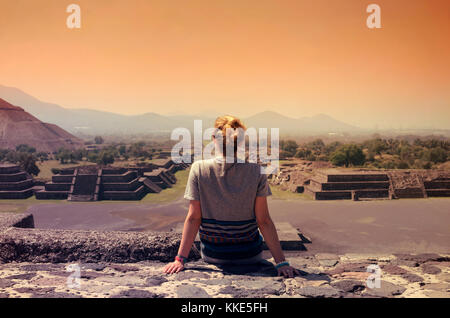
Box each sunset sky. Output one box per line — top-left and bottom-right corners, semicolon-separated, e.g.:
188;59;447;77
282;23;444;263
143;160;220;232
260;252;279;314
0;0;449;129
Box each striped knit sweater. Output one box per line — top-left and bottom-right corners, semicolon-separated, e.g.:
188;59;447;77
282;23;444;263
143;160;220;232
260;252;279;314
199;218;263;259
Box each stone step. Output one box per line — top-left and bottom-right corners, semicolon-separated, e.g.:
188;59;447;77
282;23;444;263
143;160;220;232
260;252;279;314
424;181;450;190
426;189;450;197
304;186;352;200
0;188;34;199
35;190;69;200
176;222;307;251
353;189;390;200
102;185;146;200
316;171;389;182
68;194;95;202
310;178;389;191
393;188;425;199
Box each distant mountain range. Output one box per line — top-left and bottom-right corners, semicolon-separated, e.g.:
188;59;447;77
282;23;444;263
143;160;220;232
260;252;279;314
0;85;362;136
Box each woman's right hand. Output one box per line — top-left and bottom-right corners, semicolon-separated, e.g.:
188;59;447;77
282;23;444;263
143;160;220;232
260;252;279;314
163;260;184;274
277;265;299;278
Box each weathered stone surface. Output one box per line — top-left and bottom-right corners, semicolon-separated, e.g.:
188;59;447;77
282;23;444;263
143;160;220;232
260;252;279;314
0;227;185;263
112;289;163;298
234;278;284;295
401;273;424;283
145;276;168;286
423;283;449;292
436;273;450;283
193;278;232;286
0;253;448;298
316;253;339;267
6;273;36;280
327;262;372;275
109;264;139;273
175;271;210;281
296;286;340;298
331;280;366;293
176;285;210;298
423;290;449;298
0;213;34;230
394;253;445;265
0;279;14;288
381;264;408;275
81;263;107;271
219;285;250;298
421;264;442;275
364;281;406;297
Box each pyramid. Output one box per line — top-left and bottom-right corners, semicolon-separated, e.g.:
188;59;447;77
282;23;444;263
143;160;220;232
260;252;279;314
0;98;83;152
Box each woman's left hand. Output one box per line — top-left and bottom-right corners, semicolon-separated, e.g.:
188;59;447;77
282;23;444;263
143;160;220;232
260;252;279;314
277;265;299;278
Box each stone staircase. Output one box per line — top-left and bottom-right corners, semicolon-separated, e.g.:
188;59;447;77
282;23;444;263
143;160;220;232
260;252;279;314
68;173;98;201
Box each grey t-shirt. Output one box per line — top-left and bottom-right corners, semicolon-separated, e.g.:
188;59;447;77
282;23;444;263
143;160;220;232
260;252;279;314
184;157;272;221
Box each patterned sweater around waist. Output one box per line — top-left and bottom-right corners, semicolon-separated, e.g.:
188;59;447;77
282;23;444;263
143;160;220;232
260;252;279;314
199;218;263;260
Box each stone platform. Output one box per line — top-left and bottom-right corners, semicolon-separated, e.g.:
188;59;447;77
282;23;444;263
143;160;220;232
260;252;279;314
0;164;34;199
0;253;448;298
0;213;448;298
35;160;188;201
305;171;390;200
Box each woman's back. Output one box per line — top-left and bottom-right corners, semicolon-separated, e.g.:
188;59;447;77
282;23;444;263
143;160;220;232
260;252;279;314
184;158;271;221
184;157;271;260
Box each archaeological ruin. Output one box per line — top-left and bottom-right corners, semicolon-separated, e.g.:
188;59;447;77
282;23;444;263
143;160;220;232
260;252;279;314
34;159;189;201
0;163;34;199
270;161;450;201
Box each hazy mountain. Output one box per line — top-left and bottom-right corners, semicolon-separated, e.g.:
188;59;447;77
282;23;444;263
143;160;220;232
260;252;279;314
244;111;360;133
0;85;361;135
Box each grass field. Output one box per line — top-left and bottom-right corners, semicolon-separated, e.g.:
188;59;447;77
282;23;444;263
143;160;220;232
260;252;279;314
140;168;190;204
269;184;311;201
37;160;96;180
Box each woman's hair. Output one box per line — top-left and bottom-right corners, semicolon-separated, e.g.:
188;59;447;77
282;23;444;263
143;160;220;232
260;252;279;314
214;115;246;158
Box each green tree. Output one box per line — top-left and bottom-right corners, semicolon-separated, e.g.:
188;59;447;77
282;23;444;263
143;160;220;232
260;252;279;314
17;153;40;176
429;147;447;163
97;151;115;165
280;140;298;157
330;144;366;167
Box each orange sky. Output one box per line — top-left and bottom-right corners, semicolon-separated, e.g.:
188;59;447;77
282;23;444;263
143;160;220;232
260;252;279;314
1;0;449;129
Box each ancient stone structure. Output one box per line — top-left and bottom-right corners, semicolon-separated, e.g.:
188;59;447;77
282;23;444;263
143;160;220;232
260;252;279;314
0;163;34;199
0;98;83;152
35;160;188;201
305;170;390;200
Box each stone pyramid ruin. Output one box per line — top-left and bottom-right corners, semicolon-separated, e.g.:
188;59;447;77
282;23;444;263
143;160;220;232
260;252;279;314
0;98;83;152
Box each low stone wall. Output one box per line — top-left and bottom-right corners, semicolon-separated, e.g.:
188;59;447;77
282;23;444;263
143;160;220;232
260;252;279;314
0;172;28;182
102;178;141;191
102;171;138;183
0;213;196;264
